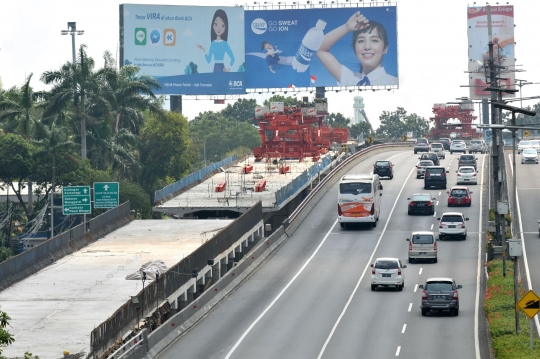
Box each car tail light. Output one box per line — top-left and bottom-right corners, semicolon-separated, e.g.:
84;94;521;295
473;173;477;176
452;290;458;300
409;201;416;206
457;173;461;177
441;172;446;177
370;204;375;215
409;241;412;251
434;241;437;251
422;290;427;299
427;201;433;206
338;204;342;216
398;268;402;275
439;222;443;228
461;222;466;228
425;172;430;177
373;165;376;169
372;267;376;275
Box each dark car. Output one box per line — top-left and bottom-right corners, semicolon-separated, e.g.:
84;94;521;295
407;193;436;215
458;154;477;170
439;138;452;151
373;160;394;179
424;166;449;189
419;278;463;316
419;152;440;166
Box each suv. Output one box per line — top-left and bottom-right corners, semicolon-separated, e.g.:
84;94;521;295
419;152;440;166
458;154;477;170
373;160;394;179
406;231;437;263
414;138;431;154
437;212;469;240
424;166;448;189
419;278;463;316
370;257;406;291
469;139;487;154
439;138;452;151
431;143;445;159
416;160;435;178
450;140;467;154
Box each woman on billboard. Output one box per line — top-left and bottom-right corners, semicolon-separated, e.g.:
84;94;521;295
317;11;397;86
197;9;236;72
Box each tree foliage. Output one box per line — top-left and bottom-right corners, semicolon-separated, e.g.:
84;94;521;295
263;95;303;108
326;113;350;128
376;107;431;138
220;98;258;124
0;307;15;356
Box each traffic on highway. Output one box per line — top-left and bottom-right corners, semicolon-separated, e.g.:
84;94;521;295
156;147;490;359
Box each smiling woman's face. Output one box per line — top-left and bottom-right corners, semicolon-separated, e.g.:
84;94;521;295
213;16;226;38
354;27;387;74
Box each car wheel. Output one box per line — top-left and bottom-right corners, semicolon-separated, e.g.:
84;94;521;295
390;175;394;180
467;203;471;207
462;235;467;241
431;209;435;215
443;184;447;189
433;257;438;264
372;221;377;228
416;175;420;179
450;151;453;154
454;308;459;316
414;150;417;154
439;235;444;241
408;258;413;264
371;285;376;291
421;308;427;316
398;284;403;292
408;208;412;215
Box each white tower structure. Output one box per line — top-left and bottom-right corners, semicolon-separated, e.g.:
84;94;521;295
352;96;370;126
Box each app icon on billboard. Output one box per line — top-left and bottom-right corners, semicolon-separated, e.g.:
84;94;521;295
150;29;161;45
164;29;176;46
135;28;146;45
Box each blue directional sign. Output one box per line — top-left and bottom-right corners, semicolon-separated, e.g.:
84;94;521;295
93;182;119;209
62;186;91;215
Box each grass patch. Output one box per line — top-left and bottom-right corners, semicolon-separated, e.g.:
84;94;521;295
485;259;540;358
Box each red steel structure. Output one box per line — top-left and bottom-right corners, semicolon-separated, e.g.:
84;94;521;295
427;103;480;140
253;105;349;162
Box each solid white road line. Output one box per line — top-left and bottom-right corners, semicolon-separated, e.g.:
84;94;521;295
316;162;416;359
509;154;540;333
473;155;486;359
401;324;407;333
408;303;413;312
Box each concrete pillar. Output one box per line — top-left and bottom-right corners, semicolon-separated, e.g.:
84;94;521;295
212;262;221;282
220;257;228;275
178;292;187;311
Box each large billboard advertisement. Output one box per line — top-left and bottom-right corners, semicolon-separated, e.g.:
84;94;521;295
120;4;245;95
467;6;515;100
244;6;398;89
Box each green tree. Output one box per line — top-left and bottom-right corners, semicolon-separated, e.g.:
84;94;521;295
119;180;152;219
220;98;258;124
0;74;45;139
404;113;431;138
376;107;408;138
41;44;110;159
100;51;163;134
139;111;191;193
0;307;15;356
326;113;350;128
350;122;373;139
263;95;303;108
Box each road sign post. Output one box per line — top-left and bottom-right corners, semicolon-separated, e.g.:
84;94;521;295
93;182;119;209
516;289;540;349
62;186;91;215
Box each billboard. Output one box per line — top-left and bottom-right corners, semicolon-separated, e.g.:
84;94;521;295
467;6;515;100
244;6;398;89
120;4;245;95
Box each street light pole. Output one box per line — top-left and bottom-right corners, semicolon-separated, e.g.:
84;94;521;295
61;22;85;158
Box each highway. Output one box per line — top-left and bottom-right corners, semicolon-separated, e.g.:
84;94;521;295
156;149;490;359
509;153;540;332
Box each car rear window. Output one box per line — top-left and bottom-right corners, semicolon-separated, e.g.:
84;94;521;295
441;215;463;222
459;167;474;173
520;141;531;146
425;281;453;291
419;161;434;166
426;168;444;174
412;235;434;244
523;149;537;154
340;182;372;194
432;143;443;148
412;195;431;201
471;140;481;144
375;260;398;269
417;139;428;143
376;161;389;167
460;155;474;160
450;189;467;197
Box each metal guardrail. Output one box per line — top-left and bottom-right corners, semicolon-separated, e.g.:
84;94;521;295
275;155;332;207
154;155;237;203
109;329;148;359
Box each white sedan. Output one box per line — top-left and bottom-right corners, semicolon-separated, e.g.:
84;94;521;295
450;140;467;154
521;148;539;164
456;166;478;184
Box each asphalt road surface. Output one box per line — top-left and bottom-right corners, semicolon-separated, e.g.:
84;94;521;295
157;149;490;359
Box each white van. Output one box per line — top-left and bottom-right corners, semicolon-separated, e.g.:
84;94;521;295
338;174;382;228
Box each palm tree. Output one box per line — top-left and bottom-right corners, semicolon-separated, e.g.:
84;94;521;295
91;128;141;180
41;45;110;159
100;51;163;134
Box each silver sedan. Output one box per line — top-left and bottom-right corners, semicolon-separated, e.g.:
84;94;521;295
416;160;435;179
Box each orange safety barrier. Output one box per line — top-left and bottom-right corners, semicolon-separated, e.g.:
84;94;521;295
279;165;290;174
242;165;254;174
255;179;266;192
215;181;227;192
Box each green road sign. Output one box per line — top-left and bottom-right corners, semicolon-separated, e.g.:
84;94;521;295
93;182;119;209
62;186;91;215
